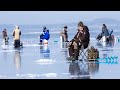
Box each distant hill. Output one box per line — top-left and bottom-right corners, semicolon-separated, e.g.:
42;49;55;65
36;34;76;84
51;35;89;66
88;18;120;25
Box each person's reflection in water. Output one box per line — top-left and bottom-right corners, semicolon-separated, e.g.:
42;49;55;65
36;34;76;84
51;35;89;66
60;41;68;49
61;42;69;58
106;41;114;47
40;45;50;59
62;42;68;48
96;41;114;48
88;61;99;75
14;51;21;71
3;52;7;61
64;49;68;58
69;61;90;79
40;45;43;53
69;61;80;75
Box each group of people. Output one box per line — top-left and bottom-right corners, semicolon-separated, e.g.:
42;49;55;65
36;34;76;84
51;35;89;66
2;21;113;61
60;22;115;61
2;26;21;48
2;26;50;48
39;22;90;61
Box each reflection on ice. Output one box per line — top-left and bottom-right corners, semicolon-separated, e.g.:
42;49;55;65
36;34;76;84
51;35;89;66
69;61;90;79
34;59;55;65
60;42;68;49
42;73;57;78
40;45;50;59
68;60;99;79
14;51;21;71
96;41;114;48
14;73;57;79
88;61;99;74
69;61;80;75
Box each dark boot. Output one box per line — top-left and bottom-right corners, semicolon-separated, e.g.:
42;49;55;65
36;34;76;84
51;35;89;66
67;46;74;60
69;45;74;57
73;49;79;60
67;56;74;60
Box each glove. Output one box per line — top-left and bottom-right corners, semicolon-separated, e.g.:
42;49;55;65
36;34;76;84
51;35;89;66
68;42;72;47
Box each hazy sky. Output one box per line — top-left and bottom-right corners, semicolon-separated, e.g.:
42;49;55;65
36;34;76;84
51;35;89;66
0;11;120;25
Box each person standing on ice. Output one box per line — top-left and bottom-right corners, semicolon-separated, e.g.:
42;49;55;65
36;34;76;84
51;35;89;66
60;26;68;42
2;29;9;43
13;26;21;48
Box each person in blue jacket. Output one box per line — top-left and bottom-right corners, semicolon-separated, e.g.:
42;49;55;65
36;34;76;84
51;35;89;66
44;29;50;40
40;27;50;44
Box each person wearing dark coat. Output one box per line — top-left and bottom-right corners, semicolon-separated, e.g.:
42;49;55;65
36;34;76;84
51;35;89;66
2;29;9;43
67;21;90;61
102;24;109;37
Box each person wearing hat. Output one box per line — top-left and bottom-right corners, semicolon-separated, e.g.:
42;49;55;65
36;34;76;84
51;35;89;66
67;21;90;61
2;29;9;43
40;26;50;44
101;24;110;41
60;26;68;42
13;26;21;48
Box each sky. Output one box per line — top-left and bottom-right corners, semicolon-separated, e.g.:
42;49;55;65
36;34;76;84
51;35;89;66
0;11;120;25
